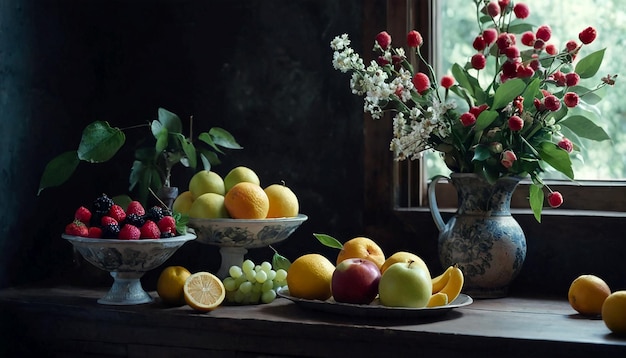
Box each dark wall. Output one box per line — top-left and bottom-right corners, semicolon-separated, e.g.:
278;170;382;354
0;0;367;288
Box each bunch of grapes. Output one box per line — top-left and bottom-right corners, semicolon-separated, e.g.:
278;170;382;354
222;259;288;304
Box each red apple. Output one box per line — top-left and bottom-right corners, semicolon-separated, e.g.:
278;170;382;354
331;258;381;304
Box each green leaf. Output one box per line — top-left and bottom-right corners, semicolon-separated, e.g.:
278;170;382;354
198;148;220;169
492;78;525;109
38;151;80;195
537;142;574;179
522;78;541;107
154;127;169;154
198;132;222;153
173;212;189;235
529;183;544;223
77;121;125;162
157;107;183;133
208;127;243;149
270;245;291;271
472;144;492;161
474;110;499;132
575;48;605;79
560;115;611;141
313;233;343;249
173;133;197;169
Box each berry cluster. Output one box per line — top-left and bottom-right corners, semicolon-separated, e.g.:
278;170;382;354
64;193;178;240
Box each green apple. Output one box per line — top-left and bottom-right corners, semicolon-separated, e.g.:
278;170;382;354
378;261;432;308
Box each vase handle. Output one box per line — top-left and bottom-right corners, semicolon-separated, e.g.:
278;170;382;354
427;175;449;233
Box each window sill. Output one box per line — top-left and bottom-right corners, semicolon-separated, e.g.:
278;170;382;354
1;285;625;356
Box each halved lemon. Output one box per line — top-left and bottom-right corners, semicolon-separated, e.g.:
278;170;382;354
183;272;225;312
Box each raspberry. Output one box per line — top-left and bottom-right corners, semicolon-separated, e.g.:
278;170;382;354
65;220;89;237
108;204;127;223
407;30;423;48
508;115;524;131
87;226;103;238
564;92;580;108
412;72;430;93
126;201;146;216
460;112;476;127
140;220;161;239
74;206;92;225
157;216;177;236
578;27;597;45
548;192;564;208
101;216;118;227
118;224;141;240
375;31;391;50
471;53;486;70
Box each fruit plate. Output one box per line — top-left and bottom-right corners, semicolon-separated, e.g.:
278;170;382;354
276;287;473;319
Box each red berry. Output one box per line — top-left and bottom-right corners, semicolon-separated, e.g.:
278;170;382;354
521;31;535;47
140;220;161;239
471;53;486;70
74;206;92;225
545;44;558;55
440;75;455;89
513;3;529;19
536;25;552;42
558;137;574;153
412;72;431;93
87;227;103;238
565;72;580;87
548;192;564;208
157;216;177;235
469;104;489;117
101;216;119;227
504;46;520;59
65;220;89;237
487;2;500;17
500;150;517;169
119;224;141;240
543;95;561;111
460;112;476;127
126;201;146;216
407;30;423;48
566;40;578;52
472;36;486;51
496;33;515;52
482;28;498;44
375;31;391;50
578;27;597;45
564;92;580;108
508;115;524;131
108;204;126;223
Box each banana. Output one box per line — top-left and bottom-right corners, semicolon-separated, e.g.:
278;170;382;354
431;265;455;293
438;264;464;303
426;292;449;307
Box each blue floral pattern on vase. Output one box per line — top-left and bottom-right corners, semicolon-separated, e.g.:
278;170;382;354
429;173;527;298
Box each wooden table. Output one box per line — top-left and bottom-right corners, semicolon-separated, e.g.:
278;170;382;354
1;285;625;357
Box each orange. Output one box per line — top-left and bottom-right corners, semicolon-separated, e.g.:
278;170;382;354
602;290;626;335
381;251;430;277
264;183;299;218
157;266;192;306
183;271;226;312
336;237;385;270
568;274;611;316
286;253;335;300
224;182;270;219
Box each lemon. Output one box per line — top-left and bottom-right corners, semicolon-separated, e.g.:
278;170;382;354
264;183;299;218
157;266;191;306
602;290;626;335
188;193;230;219
224;182;269;219
189;170;225;199
183;271;226;312
172;190;194;215
286;253;335;300
568;274;611;316
224;166;261;193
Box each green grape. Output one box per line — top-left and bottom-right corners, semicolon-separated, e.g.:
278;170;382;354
275;268;288;282
225;290;237;302
234;289;246;303
262;279;274;292
261;289;277;304
267;269;276;281
228;265;243;278
252;281;263;293
255;270;268;283
244;269;256;282
242;259;255;272
223;277;238;291
273;281;286;290
239;281;253;294
261;261;272;273
254;264;262;272
248;290;262;304
235;275;247;286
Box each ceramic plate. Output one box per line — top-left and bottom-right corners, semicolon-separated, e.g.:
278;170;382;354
277;288;473;319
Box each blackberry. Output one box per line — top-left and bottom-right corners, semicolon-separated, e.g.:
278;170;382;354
101;224;120;239
146;206;171;222
93;193;115;216
160;231;174;239
124;213;146;227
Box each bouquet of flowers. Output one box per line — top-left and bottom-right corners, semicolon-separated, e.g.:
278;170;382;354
331;0;616;221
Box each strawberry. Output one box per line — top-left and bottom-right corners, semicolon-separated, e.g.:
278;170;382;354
101;216;119;227
65;220;89;237
74;206;92;225
157;216;177;235
118;224;141;240
108;204;126;223
87;226;103;238
140;220;161;239
126;201;146;216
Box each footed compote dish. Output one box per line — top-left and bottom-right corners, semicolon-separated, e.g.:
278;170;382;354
188;214;307;278
62;233;196;305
